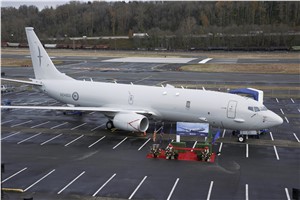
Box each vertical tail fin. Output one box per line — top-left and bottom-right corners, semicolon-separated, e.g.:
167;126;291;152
25;27;72;80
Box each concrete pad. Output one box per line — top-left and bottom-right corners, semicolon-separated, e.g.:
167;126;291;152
102;57;197;64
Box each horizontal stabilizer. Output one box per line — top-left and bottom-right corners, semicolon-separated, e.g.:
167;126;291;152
1;78;42;86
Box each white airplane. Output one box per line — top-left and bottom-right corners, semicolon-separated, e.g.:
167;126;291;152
1;27;283;133
178;127;205;133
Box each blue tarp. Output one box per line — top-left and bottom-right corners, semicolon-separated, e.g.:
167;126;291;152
229;88;259;101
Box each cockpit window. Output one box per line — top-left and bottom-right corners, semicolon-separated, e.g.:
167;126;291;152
260;106;268;111
248;106;268;112
248;106;254;111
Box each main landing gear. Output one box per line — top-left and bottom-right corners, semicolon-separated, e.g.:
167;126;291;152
106;120;114;130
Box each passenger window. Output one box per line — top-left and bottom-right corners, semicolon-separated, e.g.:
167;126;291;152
254;107;260;112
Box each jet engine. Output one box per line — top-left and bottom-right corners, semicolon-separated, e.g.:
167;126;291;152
113;113;149;132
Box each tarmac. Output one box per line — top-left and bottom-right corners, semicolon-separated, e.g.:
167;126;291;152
1;50;299;200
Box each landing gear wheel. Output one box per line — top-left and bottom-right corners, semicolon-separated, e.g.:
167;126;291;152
238;135;245;143
106;120;114;130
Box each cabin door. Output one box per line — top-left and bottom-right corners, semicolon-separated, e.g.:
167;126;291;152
227;100;237;118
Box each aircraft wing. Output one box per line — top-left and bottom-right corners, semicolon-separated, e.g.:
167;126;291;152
1;78;43;86
0;105;156;116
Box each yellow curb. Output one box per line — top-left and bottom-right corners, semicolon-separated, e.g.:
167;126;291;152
2;188;24;193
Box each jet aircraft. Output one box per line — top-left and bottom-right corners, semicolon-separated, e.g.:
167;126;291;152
1;27;283;133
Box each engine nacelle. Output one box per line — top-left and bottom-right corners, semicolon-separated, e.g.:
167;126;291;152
113;113;149;132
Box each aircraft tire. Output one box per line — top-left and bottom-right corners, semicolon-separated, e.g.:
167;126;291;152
106;120;114;130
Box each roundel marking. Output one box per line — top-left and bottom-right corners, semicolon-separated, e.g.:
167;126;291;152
72;92;79;101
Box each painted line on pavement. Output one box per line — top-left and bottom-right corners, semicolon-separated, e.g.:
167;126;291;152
246;144;249;158
270;132;274;141
246;184;249;200
138;138;151;151
65;135;84;147
280;108;285;115
18;132;42;144
273;145;280;160
88;136;106;148
291;98;295;104
50;122;68;129
285;188;291;200
113;137;128;149
1;132;21;140
275;98;279;103
128;176;148;200
199;58;212;64
218;143;223;154
222;129;226;138
207;181;214;200
2;167;28;183
167;178;180;200
57;171;85;194
1;119;14;125
92;173;116;197
91;123;105;132
40;134;63;145
284;117;289;123
30;121;50;128
11;120;32;127
24;169;56;192
70;123;87;130
293;133;300;143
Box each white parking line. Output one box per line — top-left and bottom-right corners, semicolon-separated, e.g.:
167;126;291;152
70;123;87;130
1;119;14;125
284;117;289;123
275;98;279;103
57;171;85;194
50;122;68;129
128;176;148;200
167;178;180;200
218;143;223;154
280;108;285;115
113;137;128;149
273;146;280;160
11;120;32;127
293;133;300;143
92;173;116;197
285;188;291;200
206;181;214;200
65;135;84;147
138;138;151;151
1;131;21;140
291;98;295;103
222;129;226;138
2;167;27;183
88;136;106;148
24;169;56;192
199;58;212;64
91;123;105;132
246;144;249;158
270;132;274;141
30;121;50;128
298;108;300;113
40;134;63;145
89;111;95;115
18;132;42;144
245;184;249;200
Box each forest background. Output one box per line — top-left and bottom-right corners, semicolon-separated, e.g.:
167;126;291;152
1;1;300;50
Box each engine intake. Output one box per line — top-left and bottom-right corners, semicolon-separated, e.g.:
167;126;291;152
113;113;149;132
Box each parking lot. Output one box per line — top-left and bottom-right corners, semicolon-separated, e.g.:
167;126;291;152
1;79;299;200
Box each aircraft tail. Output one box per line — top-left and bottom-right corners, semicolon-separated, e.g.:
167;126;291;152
25;27;73;80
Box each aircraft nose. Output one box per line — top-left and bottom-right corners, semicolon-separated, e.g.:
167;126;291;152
266;111;283;126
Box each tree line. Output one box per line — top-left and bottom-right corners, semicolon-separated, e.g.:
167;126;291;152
1;1;300;50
